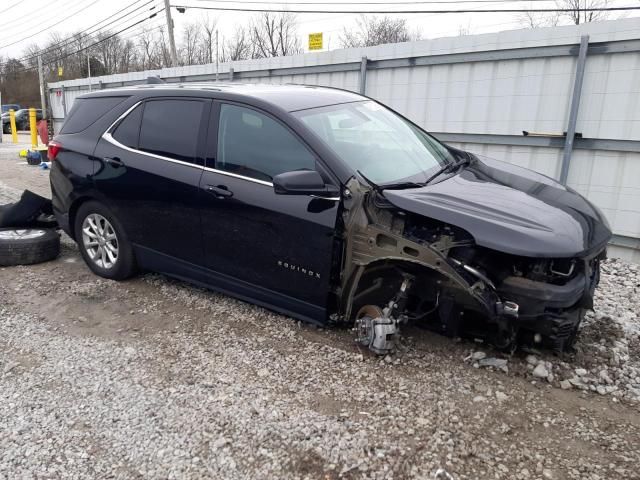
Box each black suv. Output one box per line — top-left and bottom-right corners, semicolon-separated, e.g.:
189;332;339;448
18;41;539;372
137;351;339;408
50;84;611;354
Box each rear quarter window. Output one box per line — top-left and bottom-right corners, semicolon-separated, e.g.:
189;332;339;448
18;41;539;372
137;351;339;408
60;96;128;134
112;104;143;149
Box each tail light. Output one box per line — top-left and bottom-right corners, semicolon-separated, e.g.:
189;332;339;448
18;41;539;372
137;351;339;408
47;141;61;161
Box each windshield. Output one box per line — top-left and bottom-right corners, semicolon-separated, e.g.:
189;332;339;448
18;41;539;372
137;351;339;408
294;101;455;185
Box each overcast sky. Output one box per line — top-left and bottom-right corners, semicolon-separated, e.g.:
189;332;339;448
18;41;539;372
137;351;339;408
0;0;638;60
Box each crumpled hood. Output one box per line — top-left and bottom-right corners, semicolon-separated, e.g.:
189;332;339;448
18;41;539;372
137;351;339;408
383;156;612;258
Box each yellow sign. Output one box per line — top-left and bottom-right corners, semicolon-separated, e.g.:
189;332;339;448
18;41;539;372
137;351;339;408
308;33;323;51
58;66;63;77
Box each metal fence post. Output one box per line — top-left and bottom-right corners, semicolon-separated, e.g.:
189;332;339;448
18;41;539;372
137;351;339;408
229;67;234;82
359;56;368;95
38;55;47;121
61;85;67;117
560;35;589;185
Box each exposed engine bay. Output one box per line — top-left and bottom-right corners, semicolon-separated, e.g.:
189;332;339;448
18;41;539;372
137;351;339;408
333;178;606;355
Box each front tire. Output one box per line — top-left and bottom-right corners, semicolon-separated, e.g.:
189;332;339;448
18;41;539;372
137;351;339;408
74;201;137;280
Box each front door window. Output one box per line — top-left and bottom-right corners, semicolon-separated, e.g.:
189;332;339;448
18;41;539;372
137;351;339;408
216;104;316;182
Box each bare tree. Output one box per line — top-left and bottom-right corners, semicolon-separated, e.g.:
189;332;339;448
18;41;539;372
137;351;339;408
557;0;609;24
157;28;173;68
250;12;302;58
518;2;560;28
180;22;202;66
38;32;75;79
118;39;136;74
457;21;473;36
1;12;300;106
519;11;552;28
198;15;218;64
340;15;420;48
221;26;253;62
94;31;131;74
519;0;606;28
137;27;164;70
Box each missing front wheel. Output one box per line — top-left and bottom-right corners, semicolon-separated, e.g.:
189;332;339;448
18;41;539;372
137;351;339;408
354;276;413;355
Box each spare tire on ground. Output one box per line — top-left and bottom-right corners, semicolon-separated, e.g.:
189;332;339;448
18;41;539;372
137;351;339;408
0;228;60;266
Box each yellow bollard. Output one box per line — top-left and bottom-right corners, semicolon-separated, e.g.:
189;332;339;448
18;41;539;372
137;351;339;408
29;108;37;148
9;109;18;144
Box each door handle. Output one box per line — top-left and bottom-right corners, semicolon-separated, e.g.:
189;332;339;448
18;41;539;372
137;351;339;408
206;184;233;199
104;156;123;167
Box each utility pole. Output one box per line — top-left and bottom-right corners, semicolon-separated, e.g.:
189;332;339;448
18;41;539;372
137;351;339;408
215;29;219;82
87;54;92;92
163;0;178;66
37;54;47;121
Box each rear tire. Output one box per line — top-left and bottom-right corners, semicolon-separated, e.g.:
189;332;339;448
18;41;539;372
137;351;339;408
74;201;137;280
0;228;60;266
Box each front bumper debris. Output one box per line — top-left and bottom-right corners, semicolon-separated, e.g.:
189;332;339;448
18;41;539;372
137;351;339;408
495;257;602;351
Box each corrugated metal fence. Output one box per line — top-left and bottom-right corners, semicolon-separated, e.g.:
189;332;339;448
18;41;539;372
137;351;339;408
47;18;640;261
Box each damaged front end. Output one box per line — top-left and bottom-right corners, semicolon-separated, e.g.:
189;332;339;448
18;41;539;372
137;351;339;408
335;172;609;355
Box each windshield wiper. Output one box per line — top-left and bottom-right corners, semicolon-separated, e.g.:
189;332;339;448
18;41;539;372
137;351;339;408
357;156;471;193
357;170;425;191
379;181;426;190
423;156;470;185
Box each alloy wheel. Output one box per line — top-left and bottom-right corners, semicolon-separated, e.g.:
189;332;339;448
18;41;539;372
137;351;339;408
0;229;46;240
81;213;119;269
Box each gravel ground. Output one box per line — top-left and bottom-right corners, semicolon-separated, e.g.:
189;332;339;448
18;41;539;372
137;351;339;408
1;148;639;479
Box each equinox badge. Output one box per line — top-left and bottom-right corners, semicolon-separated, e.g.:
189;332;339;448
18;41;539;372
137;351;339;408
277;260;321;279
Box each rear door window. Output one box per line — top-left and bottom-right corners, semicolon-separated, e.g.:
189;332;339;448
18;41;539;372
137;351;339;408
138;99;205;164
61;96;128;134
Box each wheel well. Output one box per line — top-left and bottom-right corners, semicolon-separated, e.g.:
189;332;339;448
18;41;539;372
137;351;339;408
67;196;93;240
348;260;446;321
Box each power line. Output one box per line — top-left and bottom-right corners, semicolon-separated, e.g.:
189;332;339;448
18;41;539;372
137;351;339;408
192;0;562;4
0;0;21;15
9;13;161;76
172;3;640;13
34;0;159;58
0;0;72;38
0;0;102;51
0;0;159;68
119;20;166;43
123;23;165;39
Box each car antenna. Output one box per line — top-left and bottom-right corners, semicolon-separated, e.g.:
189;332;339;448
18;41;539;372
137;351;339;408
356;170;382;193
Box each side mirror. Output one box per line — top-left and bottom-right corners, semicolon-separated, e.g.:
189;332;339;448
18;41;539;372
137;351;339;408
273;170;338;197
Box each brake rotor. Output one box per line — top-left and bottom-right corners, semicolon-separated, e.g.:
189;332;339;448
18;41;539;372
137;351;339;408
356;305;383;320
355;305;384;347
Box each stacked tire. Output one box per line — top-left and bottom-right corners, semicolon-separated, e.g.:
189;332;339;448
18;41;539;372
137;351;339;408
0;228;60;266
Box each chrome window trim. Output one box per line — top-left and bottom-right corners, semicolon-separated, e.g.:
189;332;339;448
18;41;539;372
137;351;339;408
103;131;203;170
102;100;204;170
104;130;274;187
101;99;311;190
105;100;142;132
202;166;273;187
